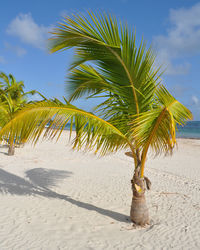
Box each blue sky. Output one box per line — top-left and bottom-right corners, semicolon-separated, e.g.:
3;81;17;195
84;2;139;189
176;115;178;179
0;0;200;119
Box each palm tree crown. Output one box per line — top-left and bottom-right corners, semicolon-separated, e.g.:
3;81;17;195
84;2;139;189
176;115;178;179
0;12;192;170
0;72;42;155
0;12;192;224
49;12;192;169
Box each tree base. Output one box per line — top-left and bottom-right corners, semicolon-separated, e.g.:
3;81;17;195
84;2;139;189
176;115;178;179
130;172;150;226
130;196;149;226
8;144;15;156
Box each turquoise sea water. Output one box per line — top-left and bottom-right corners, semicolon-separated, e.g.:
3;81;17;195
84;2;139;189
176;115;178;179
63;121;200;139
176;121;200;139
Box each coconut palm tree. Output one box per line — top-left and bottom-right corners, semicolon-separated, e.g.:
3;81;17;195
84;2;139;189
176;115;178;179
0;93;25;155
0;72;44;155
0;12;192;224
0;72;37;101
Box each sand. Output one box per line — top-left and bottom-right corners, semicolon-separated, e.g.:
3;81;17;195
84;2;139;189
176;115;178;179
0;131;199;249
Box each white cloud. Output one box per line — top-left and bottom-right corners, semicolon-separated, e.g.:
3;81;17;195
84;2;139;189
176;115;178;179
192;95;199;105
0;56;5;64
7;13;50;49
4;42;26;57
154;3;200;75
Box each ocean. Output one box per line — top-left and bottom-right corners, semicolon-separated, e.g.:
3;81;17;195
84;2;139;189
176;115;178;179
63;121;200;139
176;121;200;139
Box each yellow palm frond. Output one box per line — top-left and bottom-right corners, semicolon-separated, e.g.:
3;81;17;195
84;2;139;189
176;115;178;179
0;101;132;156
130;85;192;177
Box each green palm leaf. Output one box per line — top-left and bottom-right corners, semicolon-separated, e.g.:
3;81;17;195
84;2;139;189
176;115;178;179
0;11;192;225
49;11;161;116
0;12;192;178
0;101;133;156
130;85;192;177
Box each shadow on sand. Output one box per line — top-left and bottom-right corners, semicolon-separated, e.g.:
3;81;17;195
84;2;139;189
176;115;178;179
0;167;129;223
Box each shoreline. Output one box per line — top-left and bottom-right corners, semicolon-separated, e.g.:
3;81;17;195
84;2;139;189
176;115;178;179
176;136;200;140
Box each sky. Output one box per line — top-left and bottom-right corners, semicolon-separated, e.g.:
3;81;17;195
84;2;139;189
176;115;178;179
0;0;200;120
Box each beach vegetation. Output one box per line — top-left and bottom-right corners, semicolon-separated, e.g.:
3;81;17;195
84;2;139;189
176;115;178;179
0;12;192;224
0;72;43;155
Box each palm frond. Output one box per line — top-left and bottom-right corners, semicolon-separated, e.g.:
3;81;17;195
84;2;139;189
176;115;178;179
49;11;161;116
67;64;110;101
49;11;121;52
131;85;192;154
0;102;10;127
130;85;192;176
0;101;130;156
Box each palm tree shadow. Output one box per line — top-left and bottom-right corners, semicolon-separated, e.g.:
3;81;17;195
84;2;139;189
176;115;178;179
0;152;8;155
0;168;130;223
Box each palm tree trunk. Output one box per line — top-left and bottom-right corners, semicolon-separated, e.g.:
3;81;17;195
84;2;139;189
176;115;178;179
8;143;15;156
130;168;149;225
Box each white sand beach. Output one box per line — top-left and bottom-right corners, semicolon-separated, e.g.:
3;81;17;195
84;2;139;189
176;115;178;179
0;131;199;249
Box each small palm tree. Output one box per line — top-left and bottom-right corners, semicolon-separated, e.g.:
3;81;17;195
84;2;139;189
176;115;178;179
0;13;192;224
0;72;44;155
